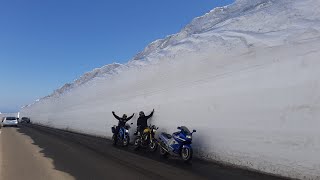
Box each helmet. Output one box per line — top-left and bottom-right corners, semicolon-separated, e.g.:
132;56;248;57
122;114;127;119
139;111;145;116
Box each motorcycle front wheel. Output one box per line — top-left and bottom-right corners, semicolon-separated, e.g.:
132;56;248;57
123;134;130;147
133;137;140;151
149;139;158;152
181;147;193;162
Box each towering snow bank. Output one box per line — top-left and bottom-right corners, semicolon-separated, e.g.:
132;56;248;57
21;0;320;179
43;0;320;98
49;63;123;97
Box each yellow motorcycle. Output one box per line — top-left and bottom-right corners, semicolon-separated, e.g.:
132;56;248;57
133;125;158;152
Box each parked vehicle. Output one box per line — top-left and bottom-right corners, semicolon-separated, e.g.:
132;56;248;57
111;123;133;147
20;117;31;123
133;124;158;152
2;117;19;127
158;126;196;162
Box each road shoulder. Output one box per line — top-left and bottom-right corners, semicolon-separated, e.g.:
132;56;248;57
1;127;74;180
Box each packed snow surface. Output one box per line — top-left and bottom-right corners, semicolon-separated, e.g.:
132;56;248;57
21;0;320;179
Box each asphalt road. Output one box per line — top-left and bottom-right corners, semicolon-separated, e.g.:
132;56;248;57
0;125;289;180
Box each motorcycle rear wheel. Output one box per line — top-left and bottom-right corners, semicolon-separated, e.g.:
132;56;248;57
159;146;168;158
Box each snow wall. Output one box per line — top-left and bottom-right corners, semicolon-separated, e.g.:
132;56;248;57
21;38;320;179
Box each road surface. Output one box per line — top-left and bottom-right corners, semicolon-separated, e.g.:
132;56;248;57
0;125;288;180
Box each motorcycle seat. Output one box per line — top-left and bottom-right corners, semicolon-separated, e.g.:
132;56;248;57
162;133;172;139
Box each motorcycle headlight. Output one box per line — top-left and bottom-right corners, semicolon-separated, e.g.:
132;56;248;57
186;135;192;139
153;129;157;132
125;129;129;133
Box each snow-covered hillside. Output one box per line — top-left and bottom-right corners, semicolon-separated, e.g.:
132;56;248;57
21;0;320;179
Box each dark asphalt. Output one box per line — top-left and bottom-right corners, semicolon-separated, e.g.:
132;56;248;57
0;124;290;180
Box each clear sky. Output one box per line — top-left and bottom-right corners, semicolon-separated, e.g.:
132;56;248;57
0;0;234;113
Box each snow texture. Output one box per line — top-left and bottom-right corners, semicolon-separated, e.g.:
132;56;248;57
21;0;320;179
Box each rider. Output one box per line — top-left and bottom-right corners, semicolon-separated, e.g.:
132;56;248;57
136;109;154;136
112;111;134;143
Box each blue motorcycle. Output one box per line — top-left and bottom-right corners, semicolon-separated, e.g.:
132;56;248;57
111;123;133;147
158;126;196;162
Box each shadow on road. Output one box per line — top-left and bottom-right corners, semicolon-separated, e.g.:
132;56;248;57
15;125;123;180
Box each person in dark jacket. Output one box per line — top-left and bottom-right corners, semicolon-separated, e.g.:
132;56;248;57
112;111;134;143
136;109;154;135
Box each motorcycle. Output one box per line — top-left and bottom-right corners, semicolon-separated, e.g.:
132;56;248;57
111;122;133;147
133;124;158;152
158;126;196;162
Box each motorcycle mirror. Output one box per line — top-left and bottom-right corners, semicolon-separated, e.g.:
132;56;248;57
193;130;197;133
177;126;181;129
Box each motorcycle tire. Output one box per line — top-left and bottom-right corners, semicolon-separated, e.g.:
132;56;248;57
149;140;158;152
181;147;193;163
159;146;168;158
123;134;130;147
133;137;140;151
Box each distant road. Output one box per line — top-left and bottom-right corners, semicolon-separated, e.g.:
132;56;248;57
0;125;288;180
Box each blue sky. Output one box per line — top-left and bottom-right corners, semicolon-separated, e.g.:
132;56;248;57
0;0;234;112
